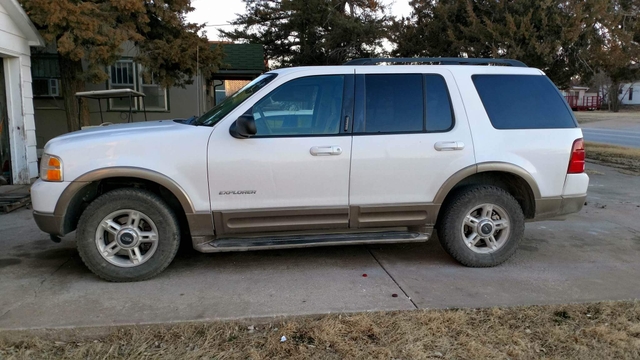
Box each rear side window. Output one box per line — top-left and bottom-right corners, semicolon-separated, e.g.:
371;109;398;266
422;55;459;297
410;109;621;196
354;74;454;134
472;75;576;129
425;75;454;132
362;74;423;133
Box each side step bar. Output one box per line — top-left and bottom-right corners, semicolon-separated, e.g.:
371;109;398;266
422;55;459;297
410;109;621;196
193;231;430;253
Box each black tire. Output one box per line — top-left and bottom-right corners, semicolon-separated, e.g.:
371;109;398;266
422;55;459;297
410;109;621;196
437;185;524;267
76;188;180;282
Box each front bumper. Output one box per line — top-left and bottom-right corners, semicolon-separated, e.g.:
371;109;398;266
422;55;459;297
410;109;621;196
31;179;71;213
33;211;65;236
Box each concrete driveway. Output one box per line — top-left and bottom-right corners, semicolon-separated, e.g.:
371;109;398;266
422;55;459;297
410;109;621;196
1;162;639;331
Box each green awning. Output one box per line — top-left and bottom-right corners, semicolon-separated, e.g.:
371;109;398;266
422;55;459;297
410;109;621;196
212;43;265;72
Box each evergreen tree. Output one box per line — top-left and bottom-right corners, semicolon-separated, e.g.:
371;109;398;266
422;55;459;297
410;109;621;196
221;0;389;67
390;0;584;88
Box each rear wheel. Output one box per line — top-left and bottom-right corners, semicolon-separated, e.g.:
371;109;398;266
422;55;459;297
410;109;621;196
437;185;524;267
76;188;180;282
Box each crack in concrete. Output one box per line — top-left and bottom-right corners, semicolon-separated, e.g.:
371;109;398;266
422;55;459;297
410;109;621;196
34;256;72;299
0;256;73;321
601;217;640;235
367;247;419;309
0;256;74;323
0;308;12;321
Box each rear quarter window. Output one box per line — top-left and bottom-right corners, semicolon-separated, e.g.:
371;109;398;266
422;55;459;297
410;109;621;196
472;74;577;129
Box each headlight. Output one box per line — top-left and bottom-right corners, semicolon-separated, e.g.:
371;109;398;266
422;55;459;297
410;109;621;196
40;154;63;182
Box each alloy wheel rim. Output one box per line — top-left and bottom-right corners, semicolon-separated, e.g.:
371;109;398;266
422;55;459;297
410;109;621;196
461;203;510;254
95;209;159;267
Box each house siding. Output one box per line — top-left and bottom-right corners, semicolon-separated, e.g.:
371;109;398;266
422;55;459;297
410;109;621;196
33;43;264;146
0;0;40;183
33;81;204;145
619;83;640;105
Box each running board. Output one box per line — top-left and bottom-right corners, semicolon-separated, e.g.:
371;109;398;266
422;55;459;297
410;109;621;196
193;231;430;253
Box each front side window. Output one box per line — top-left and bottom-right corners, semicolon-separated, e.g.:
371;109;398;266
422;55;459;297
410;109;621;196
251;75;345;136
195;73;277;126
473;75;576;129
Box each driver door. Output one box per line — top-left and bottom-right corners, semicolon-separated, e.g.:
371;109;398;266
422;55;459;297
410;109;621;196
207;73;354;237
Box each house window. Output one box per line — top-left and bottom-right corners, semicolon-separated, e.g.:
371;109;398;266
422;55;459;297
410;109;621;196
212;80;251;106
33;78;60;97
109;60;137;110
31;55;61;97
108;60;168;111
140;74;167;111
630;88;634;101
215;86;226;104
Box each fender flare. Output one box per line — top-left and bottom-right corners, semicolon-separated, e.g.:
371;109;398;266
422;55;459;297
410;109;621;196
433;162;541;204
54;167;195;217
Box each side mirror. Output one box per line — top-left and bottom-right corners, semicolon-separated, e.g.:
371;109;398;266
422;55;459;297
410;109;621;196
229;113;257;139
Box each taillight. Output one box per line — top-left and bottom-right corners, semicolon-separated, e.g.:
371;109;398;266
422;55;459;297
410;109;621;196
568;138;585;174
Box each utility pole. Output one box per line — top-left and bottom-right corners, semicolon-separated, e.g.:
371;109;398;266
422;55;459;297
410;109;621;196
196;45;201;116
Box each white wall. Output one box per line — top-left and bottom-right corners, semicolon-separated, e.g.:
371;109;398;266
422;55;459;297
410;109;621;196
618;83;640;105
0;1;38;183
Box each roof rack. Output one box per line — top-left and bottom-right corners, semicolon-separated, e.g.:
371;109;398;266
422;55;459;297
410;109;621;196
343;57;528;67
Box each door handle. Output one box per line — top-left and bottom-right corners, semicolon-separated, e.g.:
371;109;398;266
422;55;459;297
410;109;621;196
434;141;464;151
310;145;343;156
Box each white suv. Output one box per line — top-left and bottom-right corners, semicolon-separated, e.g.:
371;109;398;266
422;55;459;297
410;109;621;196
31;58;589;281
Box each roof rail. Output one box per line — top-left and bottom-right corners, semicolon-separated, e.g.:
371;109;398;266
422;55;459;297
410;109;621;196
343;57;528;67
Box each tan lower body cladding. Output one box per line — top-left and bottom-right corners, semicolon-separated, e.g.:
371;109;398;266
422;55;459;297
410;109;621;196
211;204;440;238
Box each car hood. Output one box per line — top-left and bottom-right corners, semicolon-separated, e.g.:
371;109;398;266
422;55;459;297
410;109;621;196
46;120;183;146
42;119;213;159
42;119;214;181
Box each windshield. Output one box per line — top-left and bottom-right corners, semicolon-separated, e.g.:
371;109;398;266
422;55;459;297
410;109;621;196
194;73;277;126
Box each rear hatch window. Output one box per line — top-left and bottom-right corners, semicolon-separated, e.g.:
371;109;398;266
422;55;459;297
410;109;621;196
472;74;577;129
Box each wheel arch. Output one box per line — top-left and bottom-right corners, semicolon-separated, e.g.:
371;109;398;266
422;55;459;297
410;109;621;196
434;163;540;221
54;167;197;236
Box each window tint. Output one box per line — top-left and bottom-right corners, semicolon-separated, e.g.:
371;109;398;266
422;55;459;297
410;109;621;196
252;75;344;136
425;75;454;131
473;75;576;129
360;74;423;133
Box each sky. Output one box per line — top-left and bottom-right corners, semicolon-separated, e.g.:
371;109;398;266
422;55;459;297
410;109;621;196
187;0;413;40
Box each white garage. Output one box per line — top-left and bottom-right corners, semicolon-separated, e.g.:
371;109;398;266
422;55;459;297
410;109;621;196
0;0;44;184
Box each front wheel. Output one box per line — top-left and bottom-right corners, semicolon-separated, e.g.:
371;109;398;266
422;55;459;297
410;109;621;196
76;188;180;282
437;185;525;267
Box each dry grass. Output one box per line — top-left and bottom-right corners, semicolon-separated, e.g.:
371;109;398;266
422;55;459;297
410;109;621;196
586;142;640;173
2;301;640;359
585;169;605;176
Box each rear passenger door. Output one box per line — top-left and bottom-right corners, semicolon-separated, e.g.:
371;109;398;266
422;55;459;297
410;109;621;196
348;69;475;229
